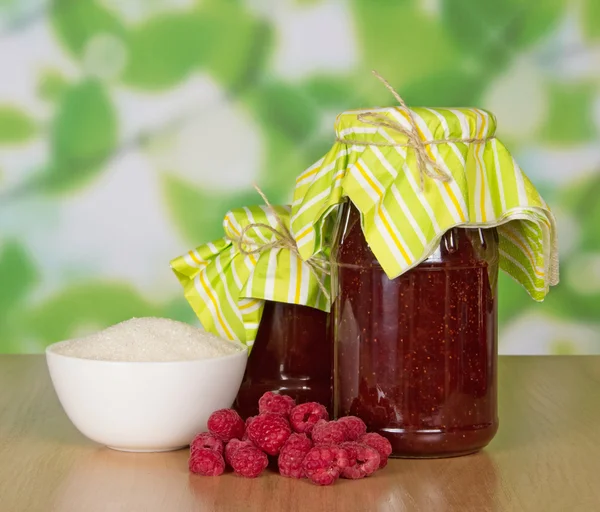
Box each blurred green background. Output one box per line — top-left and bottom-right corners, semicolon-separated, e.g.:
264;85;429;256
0;0;598;354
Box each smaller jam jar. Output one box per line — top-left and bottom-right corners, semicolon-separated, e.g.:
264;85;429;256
171;202;333;420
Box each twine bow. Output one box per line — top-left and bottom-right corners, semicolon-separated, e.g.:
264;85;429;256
232;185;331;302
336;70;495;190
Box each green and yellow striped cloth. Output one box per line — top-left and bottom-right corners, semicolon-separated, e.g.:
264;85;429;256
171;205;330;347
291;106;558;301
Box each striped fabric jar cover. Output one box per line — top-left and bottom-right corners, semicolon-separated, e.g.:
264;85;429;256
291;106;558;301
170;204;330;348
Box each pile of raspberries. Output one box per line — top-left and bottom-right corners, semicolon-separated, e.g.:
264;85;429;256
188;392;392;486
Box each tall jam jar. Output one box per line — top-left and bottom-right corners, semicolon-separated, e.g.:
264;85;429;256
234;301;331;419
331;202;499;458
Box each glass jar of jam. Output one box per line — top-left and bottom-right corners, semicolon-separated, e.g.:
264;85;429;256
234;301;332;419
331;202;499;458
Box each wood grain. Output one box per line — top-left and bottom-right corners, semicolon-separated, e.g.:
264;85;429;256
0;356;599;512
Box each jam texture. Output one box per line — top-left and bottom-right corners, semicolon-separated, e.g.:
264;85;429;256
235;301;332;419
332;203;499;458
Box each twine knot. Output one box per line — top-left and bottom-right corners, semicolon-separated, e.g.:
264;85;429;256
336;70;495;190
233;185;330;301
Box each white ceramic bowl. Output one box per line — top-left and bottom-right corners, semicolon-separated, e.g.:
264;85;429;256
46;341;248;452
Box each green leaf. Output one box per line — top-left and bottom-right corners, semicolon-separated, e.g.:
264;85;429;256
244;77;351;198
0;318;29;354
0;106;37;144
0;242;39;353
253;127;310;202
303;74;370;111
38;69;70;102
562;177;600;255
242;78;325;198
398;69;488;107
0;241;38;319
122;11;211;90
351;1;461;94
540;83;597;144
582;0;600;40
441;0;566;71
561;175;595;213
202;5;273;91
542;287;599;322
497;272;533;327
163;297;200;326
39;79;117;192
121;2;272;91
442;0;516;71
50;0;128;57
516;0;567;46
162;174;259;244
24;282;162;345
244;80;319;142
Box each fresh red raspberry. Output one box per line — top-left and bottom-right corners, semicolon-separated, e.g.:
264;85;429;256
258;391;296;417
301;445;350;486
311;420;346;445
224;438;255;466
207;409;245;442
337;416;367;441
278;433;313;478
230;446;269;478
289;402;329;434
190;432;223;455
247;413;292;455
340;442;380;479
189;448;225;476
360;433;393;468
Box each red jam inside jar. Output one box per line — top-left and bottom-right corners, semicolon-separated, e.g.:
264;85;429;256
332;202;499;458
234;301;332;419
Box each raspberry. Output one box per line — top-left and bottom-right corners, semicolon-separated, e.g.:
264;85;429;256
360;433;393;468
225;438;255;466
190;432;223;455
207;409;245;442
189;448;225;476
337;416;367;441
311;420;346;445
301;445;350;486
289;402;329;434
340;442;380;479
278;433;313;478
258;391;296;417
230;446;269;478
247;413;292;455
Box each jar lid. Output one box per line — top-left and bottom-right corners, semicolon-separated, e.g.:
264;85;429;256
291;76;558;301
171;204;330;347
335;106;497;146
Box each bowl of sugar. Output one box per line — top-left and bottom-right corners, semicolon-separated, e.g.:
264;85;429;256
46;317;248;452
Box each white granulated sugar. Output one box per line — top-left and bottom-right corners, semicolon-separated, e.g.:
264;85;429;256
51;317;244;362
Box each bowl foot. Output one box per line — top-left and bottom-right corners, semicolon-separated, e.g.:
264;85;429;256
107;445;187;453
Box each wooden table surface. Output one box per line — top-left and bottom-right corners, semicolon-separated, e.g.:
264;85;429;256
1;356;599;512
